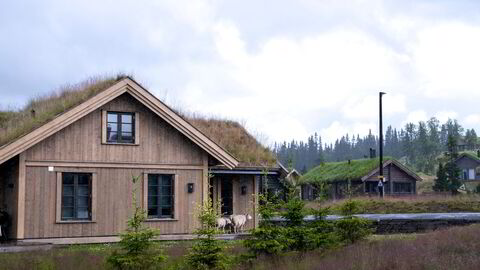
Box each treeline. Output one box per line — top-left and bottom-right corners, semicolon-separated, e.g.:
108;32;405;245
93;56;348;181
274;118;478;174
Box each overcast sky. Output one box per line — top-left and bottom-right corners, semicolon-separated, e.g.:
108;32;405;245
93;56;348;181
2;0;480;145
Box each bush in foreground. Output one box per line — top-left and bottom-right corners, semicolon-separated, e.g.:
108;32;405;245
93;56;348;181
185;197;230;270
107;176;166;270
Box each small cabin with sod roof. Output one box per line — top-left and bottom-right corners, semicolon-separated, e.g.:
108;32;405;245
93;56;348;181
454;152;480;181
299;158;422;200
0;76;291;243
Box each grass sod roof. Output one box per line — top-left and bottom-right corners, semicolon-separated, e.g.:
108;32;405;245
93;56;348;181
0;75;126;147
0;75;276;166
299;157;395;184
186;117;276;166
457;151;480;162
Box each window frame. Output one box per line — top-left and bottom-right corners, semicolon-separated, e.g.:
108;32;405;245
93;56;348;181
393;182;412;193
56;171;97;223
101;110;140;145
143;173;179;221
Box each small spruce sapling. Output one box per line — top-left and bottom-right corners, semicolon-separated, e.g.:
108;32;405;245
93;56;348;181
334;199;372;244
107;175;165;270
186;172;229;270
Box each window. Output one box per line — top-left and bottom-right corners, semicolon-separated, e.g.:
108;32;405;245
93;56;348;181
61;173;92;220
106;112;135;143
469;169;475;180
365;182;377;193
393;182;412;193
147;174;174;218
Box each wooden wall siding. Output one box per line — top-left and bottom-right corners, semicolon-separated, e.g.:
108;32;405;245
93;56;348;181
24;166;203;239
456;156;480;170
365;164;414;183
0;156;19;239
232;175;255;230
25;93;204;165
365;164;416;194
212;175;255;231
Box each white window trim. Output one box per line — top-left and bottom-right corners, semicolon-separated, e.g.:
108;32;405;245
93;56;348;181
56;171;97;223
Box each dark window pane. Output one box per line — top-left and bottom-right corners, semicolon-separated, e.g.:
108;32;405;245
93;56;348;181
63;173;74;185
148;175;159;186
122;124;132;133
148;186;158;196
161;196;172;206
107;123;118;132
78;174;90;185
108;132;118;141
76;207;89;219
63;186;74;196
121;132;132;142
148;207;158;216
121;114;132;123
76;196;89;207
62;207;74;219
161;186;171;196
62;196;74;207
148;196;158;206
61;172;92;221
107;113;117;123
161;207;172;217
162;175;172;186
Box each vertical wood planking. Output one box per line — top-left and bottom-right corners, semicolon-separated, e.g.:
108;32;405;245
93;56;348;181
16;152;26;239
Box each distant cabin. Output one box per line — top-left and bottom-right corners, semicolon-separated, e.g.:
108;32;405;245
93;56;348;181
0;76;294;243
454;152;480;182
300;158;422;200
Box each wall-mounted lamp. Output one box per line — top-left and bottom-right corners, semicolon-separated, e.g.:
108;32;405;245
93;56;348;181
241;185;247;195
187;183;194;193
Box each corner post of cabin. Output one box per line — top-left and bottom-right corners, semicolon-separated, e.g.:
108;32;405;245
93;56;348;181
16;152;26;239
202;154;209;205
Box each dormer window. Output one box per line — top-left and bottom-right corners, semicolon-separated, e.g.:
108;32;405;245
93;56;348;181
106;112;135;144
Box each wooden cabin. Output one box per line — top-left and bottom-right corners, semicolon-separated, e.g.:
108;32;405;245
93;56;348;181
300;158;422;200
454;152;480;181
0;76;282;243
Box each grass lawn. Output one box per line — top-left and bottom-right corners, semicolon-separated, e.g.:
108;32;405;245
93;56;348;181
1;224;480;270
308;194;480;214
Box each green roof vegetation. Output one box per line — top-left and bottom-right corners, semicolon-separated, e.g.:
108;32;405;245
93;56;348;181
300;157;393;184
0;74;126;147
186;117;276;166
0;75;276;166
458;151;480;162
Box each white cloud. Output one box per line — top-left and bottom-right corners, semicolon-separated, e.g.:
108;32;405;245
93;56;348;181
321;121;376;144
342;94;406;120
404;110;428;124
464;114;480;126
435;110;458;123
413;22;480;99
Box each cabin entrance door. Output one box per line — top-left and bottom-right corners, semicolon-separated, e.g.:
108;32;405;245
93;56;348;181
220;178;233;216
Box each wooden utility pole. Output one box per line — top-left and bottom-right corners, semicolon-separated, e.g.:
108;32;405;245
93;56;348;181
379;92;386;198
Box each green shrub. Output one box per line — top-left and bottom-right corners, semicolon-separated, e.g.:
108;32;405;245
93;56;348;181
244;226;291;256
335;217;372;244
308;208;338;250
186;196;229;270
107;176;166;270
244;193;289;256
339;199;362;216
